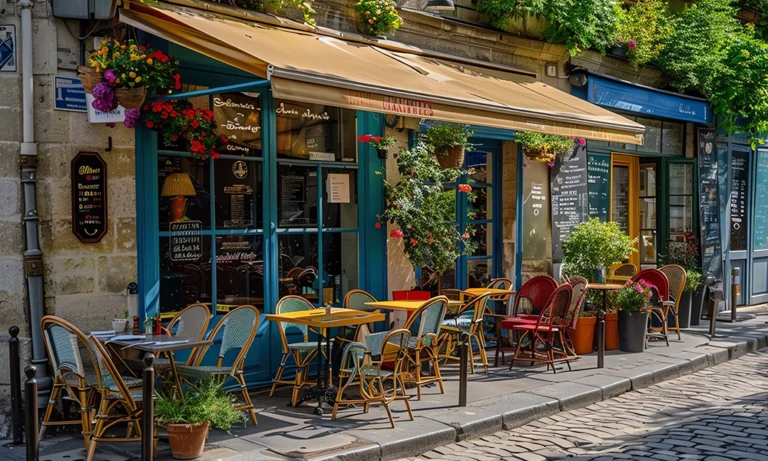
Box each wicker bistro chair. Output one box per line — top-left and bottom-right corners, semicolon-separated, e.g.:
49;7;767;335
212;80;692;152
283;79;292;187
338;289;379;345
40;316;143;449
176;305;260;424
562;277;589;357
438;292;494;375
85;335;157;461
148;304;211;369
633;269;671;348
507;284;573;373
660;264;686;341
270;296;330;407
331;329;414;428
608;263;638;283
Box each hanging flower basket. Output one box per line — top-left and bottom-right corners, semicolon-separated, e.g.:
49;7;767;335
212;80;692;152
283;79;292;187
522;147;556;164
434;145;465;169
77;66;103;94
115;86;148;109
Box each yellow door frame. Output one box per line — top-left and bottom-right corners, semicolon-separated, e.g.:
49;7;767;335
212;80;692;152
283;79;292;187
610;154;640;267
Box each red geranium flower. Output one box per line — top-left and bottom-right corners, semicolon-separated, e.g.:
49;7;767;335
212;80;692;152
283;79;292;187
390;229;404;238
191;119;200;129
458;184;472;193
375;222;382;229
410;238;418;247
146;121;154;128
462;232;470;239
358;134;373;143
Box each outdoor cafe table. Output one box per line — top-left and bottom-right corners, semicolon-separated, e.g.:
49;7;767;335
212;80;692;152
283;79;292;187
99;334;211;399
266;308;385;416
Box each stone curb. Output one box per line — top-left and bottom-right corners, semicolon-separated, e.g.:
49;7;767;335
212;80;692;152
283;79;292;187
322;330;768;461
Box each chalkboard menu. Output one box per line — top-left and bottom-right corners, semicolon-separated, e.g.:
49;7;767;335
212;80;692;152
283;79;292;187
697;130;722;280
169;221;203;262
213;92;262;157
729;150;749;251
588;154;610;222
550;144;588;262
755;150;768;251
71;152;108;243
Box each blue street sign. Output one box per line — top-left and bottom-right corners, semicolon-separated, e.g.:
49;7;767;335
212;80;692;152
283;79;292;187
54;75;87;112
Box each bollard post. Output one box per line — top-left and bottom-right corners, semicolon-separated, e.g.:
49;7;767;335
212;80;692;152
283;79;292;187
709;286;719;339
597;310;605;369
731;267;740;323
24;366;38;461
9;326;23;445
142;354;155;461
458;333;468;407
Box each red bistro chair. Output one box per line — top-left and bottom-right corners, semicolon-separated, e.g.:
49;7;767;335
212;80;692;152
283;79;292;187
493;275;558;366
633;268;671;348
507;284;573;373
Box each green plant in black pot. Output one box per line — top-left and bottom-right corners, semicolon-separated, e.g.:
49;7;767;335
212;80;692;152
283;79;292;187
616;280;653;353
155;377;244;459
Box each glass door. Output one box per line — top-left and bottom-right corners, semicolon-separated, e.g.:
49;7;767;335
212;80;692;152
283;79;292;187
611;154;640;267
750;149;768;304
728;147;750;305
639;163;658;266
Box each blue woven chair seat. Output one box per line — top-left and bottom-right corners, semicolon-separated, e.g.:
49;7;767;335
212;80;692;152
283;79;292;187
288;341;329;351
176;365;234;379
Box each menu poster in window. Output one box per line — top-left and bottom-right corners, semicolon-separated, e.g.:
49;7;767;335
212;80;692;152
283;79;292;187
327;173;350;204
729;150;749;251
158;156;182;179
71;152;108;243
550;144;588;263
588;155;610;221
755;150;768;251
280;172;310;226
697;129;722;280
213;92;262;156
169;221;203;262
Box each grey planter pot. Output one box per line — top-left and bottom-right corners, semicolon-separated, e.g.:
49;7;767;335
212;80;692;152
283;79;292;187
619;310;648;353
690;284;707;326
676;291;693;329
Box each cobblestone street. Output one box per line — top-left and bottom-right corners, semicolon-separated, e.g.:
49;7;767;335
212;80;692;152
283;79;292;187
399;350;768;461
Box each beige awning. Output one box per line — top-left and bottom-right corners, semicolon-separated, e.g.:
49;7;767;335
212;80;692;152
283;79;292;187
120;2;645;144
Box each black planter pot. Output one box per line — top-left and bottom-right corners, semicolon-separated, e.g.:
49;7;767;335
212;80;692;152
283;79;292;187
376;148;388;160
607;45;629;58
619;310;648;353
690;284;707;326
675;291;693;329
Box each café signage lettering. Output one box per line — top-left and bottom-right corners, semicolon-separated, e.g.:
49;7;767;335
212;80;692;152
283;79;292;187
168;221;203;262
276;102;331;120
71;152;108;243
343;90;435;116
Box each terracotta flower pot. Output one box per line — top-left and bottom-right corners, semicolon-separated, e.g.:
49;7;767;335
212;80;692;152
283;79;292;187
166;422;209;459
604;312;619;350
115;86;148;109
568;315;596;355
434;145;465;169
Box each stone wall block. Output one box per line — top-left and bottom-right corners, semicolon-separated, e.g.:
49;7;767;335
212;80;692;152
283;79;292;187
0;222;24;257
70;112;135;148
0;180;20;217
48;257;96;295
101;147;136;178
33;107;70;144
31;20;57;75
0;108;22;142
0;75;21;109
97;255;137;293
52;293;128;333
40;219;114;255
0;259;25;298
107;177;136;219
36;143;70;180
0;143;20;179
115;218;136;253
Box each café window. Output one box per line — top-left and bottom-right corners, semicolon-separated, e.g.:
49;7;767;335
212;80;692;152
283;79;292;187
158;91;265;316
276;103;360;305
591;116;684;156
668;163;694;242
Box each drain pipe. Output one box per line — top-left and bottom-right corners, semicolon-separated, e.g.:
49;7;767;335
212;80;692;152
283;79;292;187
19;0;51;404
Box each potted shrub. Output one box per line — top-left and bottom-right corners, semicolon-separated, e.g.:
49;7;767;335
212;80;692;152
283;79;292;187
562;218;637;284
421;123;473;169
616;280;653;353
376;143;474;287
568;310;596;355
515;131;579;167
604;295;619;351
355;0;403;37
155;377;243;460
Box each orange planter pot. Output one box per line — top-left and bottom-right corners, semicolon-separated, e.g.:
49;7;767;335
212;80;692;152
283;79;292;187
605;312;619;350
167;422;209;459
568;315;596;355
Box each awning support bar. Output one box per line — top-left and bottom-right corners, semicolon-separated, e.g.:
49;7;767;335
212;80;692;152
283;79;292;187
153;79;271;101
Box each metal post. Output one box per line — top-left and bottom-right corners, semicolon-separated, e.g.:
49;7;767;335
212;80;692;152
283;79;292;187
142;354;155;461
597;310;605;369
9;326;23;445
458;332;468;407
24;365;38;461
731;267;740;322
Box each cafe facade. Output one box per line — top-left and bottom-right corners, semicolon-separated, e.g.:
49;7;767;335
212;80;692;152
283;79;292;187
118;1;644;386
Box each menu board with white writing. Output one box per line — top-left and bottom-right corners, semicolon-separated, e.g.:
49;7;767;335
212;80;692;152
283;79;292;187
71;152;108;243
550;144;588;263
588;154;610;222
697;129;722;280
729;150;749;252
523;163;551;260
169;221;203;262
213;92;262;157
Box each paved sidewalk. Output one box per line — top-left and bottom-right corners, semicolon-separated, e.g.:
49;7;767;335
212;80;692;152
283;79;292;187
398;349;768;461
2;314;768;461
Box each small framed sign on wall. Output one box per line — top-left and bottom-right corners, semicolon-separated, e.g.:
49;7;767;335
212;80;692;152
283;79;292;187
71;151;108;243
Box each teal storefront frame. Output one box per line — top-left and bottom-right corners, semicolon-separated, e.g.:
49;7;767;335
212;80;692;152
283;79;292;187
135;42;387;386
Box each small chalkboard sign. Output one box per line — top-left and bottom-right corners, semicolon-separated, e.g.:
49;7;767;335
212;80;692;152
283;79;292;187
71;152;108;243
550;143;588;263
697;129;722;280
588;154;610;222
169;220;203;262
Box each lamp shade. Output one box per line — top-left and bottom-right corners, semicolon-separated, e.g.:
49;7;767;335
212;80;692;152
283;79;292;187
161;173;197;197
425;0;455;10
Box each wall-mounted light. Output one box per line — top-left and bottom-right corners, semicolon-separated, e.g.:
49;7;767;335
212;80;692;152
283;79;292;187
545;63;557;78
568;69;589;87
425;0;455;11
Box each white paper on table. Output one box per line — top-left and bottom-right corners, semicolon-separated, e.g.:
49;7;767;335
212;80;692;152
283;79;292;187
327;173;350;204
90;330;116;336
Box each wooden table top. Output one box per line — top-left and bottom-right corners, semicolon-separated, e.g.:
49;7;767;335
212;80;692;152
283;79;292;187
101;334;211;353
365;300;425;311
588;283;624;291
266;308;385;328
462;288;516;297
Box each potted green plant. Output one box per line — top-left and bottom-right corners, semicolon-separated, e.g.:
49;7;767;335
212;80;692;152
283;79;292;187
562;218;637;284
679;268;702;329
568;310;596;355
358;134;396;159
155;377;243;459
421;123;473;169
616;280;653;353
376;143;473;282
515;131;579;166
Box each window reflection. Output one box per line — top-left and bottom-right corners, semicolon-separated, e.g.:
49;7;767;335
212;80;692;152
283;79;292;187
466;151;491;183
278;234;319;302
159;236;212;315
158;156;211;231
215;236;264;310
322;233;359;305
212;92;262;157
467;260;492;288
468;187;491;221
469;223;492;256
